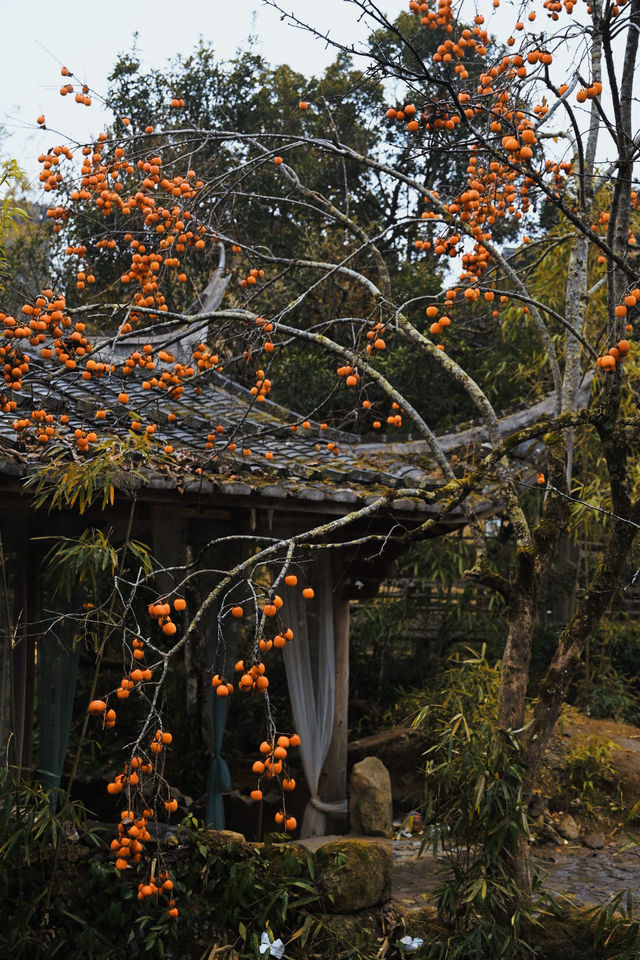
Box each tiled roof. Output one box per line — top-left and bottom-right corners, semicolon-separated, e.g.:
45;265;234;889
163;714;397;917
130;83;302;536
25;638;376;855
0;344;571;519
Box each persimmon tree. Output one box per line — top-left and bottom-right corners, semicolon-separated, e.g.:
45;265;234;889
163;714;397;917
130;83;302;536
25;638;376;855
3;0;640;919
68;31;510;425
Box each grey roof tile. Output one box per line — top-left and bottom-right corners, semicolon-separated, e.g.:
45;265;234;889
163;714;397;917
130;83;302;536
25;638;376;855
0;347;551;520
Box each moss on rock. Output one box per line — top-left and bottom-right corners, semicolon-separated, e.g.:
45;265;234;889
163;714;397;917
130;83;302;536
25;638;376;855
260;840;315;882
198;828;248;849
315;838;392;913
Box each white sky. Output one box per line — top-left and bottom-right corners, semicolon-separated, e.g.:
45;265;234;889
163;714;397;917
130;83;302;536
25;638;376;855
2;0;387;182
1;0;630;187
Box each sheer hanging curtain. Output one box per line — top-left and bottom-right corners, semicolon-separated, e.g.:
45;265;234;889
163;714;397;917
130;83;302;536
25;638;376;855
283;554;347;837
203;547;241;831
205;682;232;829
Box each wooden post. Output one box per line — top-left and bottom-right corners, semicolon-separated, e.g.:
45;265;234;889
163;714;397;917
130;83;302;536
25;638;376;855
318;556;350;833
0;530;11;751
151;505;186;595
6;513;37;781
150;505;196;723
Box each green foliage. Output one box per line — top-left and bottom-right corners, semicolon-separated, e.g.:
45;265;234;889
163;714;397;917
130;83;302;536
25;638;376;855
576;619;640;725
413;651;541;960
579;659;640;725
583;890;640;959
3;770;634;960
0;773;102;959
0;157;29;292
23;437;150;513
563;736;620;809
0;203;52;314
0;799;323;960
349;536;507;736
39;527;152;603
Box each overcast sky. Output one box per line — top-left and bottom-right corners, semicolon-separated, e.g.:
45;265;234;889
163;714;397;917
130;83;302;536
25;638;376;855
2;0;627;186
2;0;385;181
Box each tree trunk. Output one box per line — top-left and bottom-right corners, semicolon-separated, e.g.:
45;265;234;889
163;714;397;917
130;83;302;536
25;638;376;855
497;551;537;732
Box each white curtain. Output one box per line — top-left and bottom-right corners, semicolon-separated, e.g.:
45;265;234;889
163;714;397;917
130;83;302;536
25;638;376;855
282;554;348;837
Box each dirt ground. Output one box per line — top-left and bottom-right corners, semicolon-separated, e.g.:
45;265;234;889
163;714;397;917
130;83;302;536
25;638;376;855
390;835;640;910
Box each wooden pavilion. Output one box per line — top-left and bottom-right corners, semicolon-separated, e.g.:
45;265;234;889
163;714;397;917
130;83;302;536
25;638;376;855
0;316;563;834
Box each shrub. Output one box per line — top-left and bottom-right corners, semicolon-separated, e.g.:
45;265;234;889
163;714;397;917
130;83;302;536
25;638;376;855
563;736;620;811
413;649;541;960
0;778;321;960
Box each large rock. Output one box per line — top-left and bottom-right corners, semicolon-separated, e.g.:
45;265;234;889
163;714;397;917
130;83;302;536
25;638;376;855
558;814;580;841
198;828;251;855
260;841;311;880
349;756;393;837
582;831;605;850
315;839;392;912
200;828;247;845
528;792;547;818
348;726;425;808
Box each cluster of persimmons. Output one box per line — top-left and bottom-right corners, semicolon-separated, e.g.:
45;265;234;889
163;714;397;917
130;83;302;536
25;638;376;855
83;573;311;914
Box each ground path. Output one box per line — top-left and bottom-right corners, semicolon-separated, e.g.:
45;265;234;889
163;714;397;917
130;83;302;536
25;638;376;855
300;833;640;911
390;835;640;910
